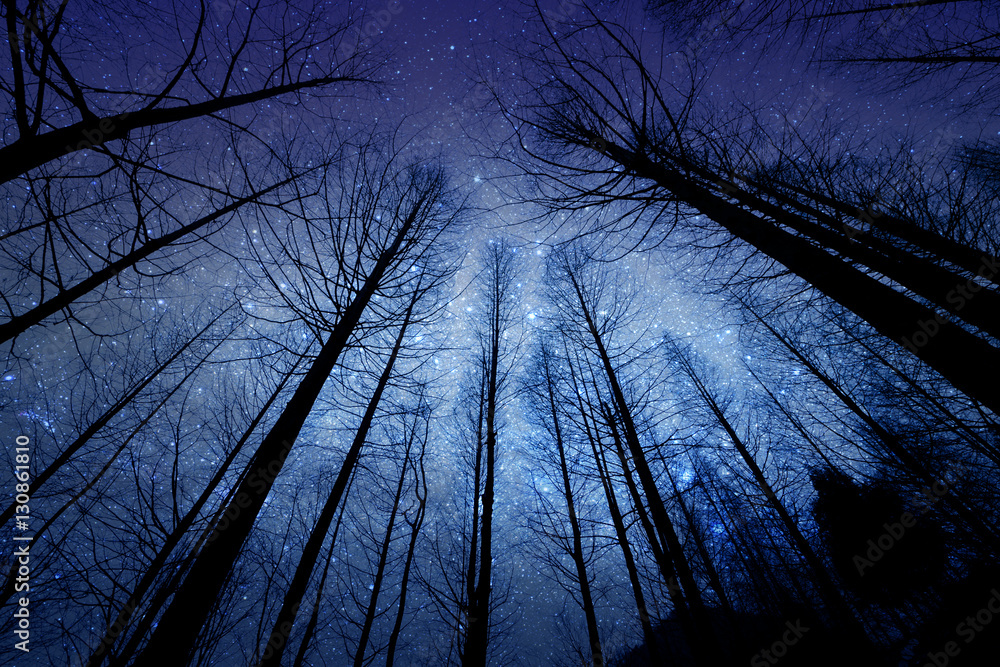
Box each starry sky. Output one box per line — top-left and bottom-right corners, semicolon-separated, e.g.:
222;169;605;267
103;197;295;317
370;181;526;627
309;0;1000;661
2;0;1000;665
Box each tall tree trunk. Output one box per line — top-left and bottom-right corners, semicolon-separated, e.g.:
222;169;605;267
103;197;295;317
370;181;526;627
700;163;1000;334
353;420;421;667
386;415;429;667
561;263;718;664
674;346;863;634
464;369;486;643
595;139;1000;414
660;461;736;629
132;192;423;667
571;365;659;663
258;289;421;667
602;401;706;659
0;174;303;344
539;344;603;666
748;173;1000;290
744;365;840;471
746;303;1000;545
292;464;360;667
86;358;299;667
463;279;502;667
0;332;228;607
834;320;1000;465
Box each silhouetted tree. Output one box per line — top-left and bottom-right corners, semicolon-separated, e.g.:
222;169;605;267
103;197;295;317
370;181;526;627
460;240;521;667
560;340;661;663
131;145;460;665
545;246;720;666
507;3;1000;414
523;340;604;666
0;0;377;182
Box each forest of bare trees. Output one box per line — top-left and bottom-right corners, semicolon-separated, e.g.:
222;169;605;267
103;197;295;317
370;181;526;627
2;1;999;665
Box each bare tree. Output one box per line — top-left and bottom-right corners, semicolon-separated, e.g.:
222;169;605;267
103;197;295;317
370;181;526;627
0;162;322;345
505;3;1000;414
522;340;604;666
81;352;303;667
129;142;461;665
350;398;431;667
562;343;661;664
461;240;521;667
0;0;378;183
808;1;1000;106
255;279;437;667
662;337;867;643
419;240;522;667
545;246;720;666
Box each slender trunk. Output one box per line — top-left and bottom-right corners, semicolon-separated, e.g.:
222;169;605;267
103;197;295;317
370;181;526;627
110;427;288;667
85;359;299;667
660;462;736;627
563;265;717;663
0;175;300;344
0;334;226;608
353;429;417;666
598;140;1000;414
750;306;1000;546
464;369;486;637
292;465;359;667
540;346;603;666
463;342;499;666
569;345;677;595
838;55;1000;64
744;365;840;471
132;193;422;667
836;322;1000;465
678;351;860;631
576;387;659;663
807;1;972;21
602;402;703;652
752;173;1000;289
386;420;428;667
258;291;420;667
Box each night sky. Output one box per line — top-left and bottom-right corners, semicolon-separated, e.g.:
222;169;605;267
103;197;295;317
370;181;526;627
2;1;1000;665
